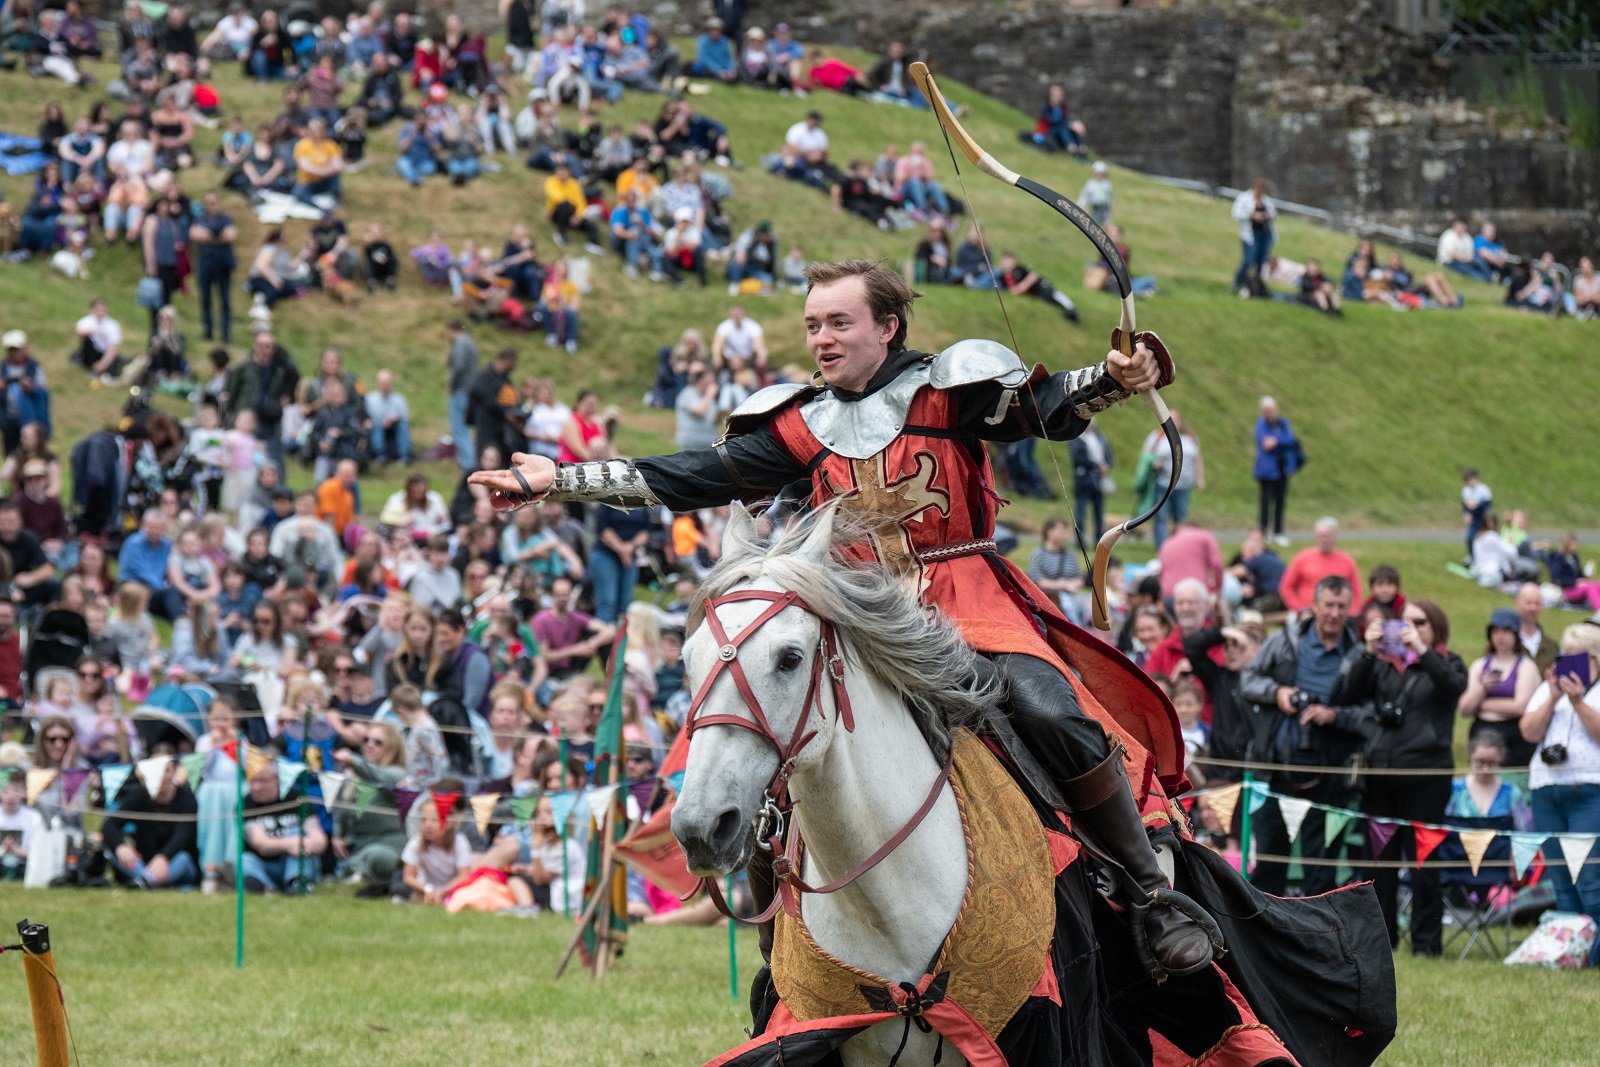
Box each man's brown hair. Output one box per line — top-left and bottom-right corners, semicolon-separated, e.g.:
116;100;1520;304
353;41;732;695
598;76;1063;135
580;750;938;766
803;259;921;352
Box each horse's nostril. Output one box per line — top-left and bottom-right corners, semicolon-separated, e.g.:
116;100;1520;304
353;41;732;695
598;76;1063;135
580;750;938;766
712;807;743;853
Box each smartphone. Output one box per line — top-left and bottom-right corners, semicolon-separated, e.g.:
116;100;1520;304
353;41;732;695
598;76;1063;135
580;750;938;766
1555;653;1593;691
1378;619;1406;658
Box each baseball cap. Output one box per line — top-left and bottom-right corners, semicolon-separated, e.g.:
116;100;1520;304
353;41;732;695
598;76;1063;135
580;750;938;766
1489;608;1520;632
1092;161;1108;174
2;330;25;349
21;459;48;479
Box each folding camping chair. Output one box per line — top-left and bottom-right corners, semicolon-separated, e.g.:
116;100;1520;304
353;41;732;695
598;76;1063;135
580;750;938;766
1437;811;1530;961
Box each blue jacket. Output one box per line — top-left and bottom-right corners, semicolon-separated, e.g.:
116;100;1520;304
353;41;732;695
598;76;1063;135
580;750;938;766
694;33;734;75
1253;415;1300;481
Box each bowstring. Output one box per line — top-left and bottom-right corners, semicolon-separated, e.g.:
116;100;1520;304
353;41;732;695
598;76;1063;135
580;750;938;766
932;119;1097;584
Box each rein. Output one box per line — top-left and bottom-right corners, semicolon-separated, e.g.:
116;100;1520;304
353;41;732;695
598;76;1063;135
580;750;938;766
684;588;954;923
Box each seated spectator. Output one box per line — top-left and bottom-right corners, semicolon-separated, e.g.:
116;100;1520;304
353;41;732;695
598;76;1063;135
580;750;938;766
867;41;926;107
610;189;664;280
891;141;951;219
539;259;582;355
248;10;293;81
1298;258;1341;314
783;110;835;183
544;160;602;253
954;223;996;288
149;90;196;171
395;112;442;186
233;761;323;893
1093;224;1157;299
1436;217;1490;282
1028;83;1087;156
831;159;902;228
913;219;956;285
246;229;304;308
533;575;614;680
118;509;184;619
1470;513;1538;589
662;208;708;287
1571;256;1600;321
689;17;738;83
202;3;257;61
1383;251;1460;309
727;221;777;290
330;720;408;888
804;48;872;97
268;491;343;589
358;51;407;128
594;124;637;184
167;524;221;618
712;305;767;373
291;118;344;206
58;117;106;186
738;26;790;91
993;251;1079;321
1512;251;1563;314
103;752;199;887
1472;221;1509;280
443;103;485;186
1228;529;1285;612
56;0;100;59
364;370;412;465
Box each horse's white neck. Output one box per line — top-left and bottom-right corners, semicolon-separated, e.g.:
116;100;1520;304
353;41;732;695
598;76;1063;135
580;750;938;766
789;665;968;983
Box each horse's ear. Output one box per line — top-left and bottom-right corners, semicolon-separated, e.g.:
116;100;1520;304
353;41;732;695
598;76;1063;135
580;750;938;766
796;504;838;567
723;506;763;561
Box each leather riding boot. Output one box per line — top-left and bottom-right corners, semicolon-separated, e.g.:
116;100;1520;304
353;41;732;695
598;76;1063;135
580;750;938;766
1060;746;1216;978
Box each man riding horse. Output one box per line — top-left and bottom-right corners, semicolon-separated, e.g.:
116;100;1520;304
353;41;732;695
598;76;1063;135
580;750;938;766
473;257;1217;980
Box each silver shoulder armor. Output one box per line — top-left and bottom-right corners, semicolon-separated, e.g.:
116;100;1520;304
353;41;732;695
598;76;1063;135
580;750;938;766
928;339;1030;391
729;382;813;422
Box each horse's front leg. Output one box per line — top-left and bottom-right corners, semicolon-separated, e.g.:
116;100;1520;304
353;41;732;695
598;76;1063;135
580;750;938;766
841;1022;967;1067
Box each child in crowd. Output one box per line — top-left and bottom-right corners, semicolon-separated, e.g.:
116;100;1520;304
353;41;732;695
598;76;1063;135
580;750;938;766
105;583;159;694
779;242;807;291
444;831;536;914
0;775;44;881
221;407;263;513
515;792;585;915
400;791;472;905
1358;564;1406;621
1171;679;1209;787
389;684;448;788
30;674;79;727
185;398;228;512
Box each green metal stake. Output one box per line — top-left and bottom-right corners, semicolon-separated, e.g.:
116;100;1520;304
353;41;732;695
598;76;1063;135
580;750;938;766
727;876;739;1001
1238;771;1255;883
235;733;245;970
297;711;310;897
559;737;571;919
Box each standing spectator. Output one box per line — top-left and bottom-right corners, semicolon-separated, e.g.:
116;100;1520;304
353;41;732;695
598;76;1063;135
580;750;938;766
291;118;344;206
365;369;412;466
1027;518;1088;626
591;506;652;624
445;321;479;472
1079;161;1113;228
225;331;299;476
1279;518;1362;614
0;334;50;456
1157;517;1223;601
118;509;183;620
1461;467;1492;560
1344;598;1465;956
140;198;186;334
74;297;125;379
1145;409;1203;548
1252;396;1300;546
1240;576;1373;896
1520;625;1600;966
1182;615;1268;784
674;365;721;451
1512;581;1558;674
1231;178;1276;297
189;191;237;345
711;305;767;373
1458;607;1542;766
1068;424;1112;543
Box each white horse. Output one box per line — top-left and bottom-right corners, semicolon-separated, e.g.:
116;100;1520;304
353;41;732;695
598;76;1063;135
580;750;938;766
672;506;1000;1067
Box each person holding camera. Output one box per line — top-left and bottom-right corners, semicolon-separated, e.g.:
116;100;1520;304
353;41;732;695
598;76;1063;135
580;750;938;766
1241;576;1375;896
1339;598;1465;956
1520;624;1600;966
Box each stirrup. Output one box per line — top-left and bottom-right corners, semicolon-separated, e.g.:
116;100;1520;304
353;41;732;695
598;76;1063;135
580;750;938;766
1129;887;1227;984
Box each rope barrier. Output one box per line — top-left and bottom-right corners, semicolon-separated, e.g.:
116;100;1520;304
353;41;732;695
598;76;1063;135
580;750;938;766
1190;755;1528;778
1248;852;1600;870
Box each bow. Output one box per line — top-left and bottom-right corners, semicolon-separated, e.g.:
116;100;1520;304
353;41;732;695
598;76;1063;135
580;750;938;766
910;62;1182;632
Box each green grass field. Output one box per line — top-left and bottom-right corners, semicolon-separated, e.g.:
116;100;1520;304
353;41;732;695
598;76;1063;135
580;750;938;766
1;46;1597;527
0;887;1595;1066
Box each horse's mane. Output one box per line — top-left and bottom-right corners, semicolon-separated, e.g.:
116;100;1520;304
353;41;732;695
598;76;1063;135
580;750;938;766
693;506;998;762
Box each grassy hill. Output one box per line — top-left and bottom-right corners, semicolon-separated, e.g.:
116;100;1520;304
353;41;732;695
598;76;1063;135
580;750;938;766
0;47;1596;531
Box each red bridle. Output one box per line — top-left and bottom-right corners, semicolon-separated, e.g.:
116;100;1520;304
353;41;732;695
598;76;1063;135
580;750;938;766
683;588;950;923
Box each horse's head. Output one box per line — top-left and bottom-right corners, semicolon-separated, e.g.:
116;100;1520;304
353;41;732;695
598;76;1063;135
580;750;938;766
671;507;844;877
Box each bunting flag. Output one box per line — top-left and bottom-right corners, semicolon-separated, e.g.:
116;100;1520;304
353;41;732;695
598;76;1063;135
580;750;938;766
60;768;90;804
470;794;500;836
136;755;171;796
431;791;462;826
393;786;420;824
1246;781;1269;815
510;794;539;828
586;784;621;824
1277;797;1312;843
219;738;240;762
0;767;12;787
1459;830;1498;876
658;725;689;781
354;782;379;818
25;768;58;806
1367;818;1399;857
1413;824;1449;868
614;801;698;898
318;772;347;808
1559;835;1594;884
666;770;685;795
1323;809;1354;850
548;789;581;833
277;758;307;798
243;743;273;781
178;752;207;788
99;764;132;808
1510;833;1544;879
1207;783;1242;833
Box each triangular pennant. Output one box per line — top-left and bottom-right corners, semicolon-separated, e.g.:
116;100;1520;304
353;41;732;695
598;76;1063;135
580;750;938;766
1510;832;1544;879
665;770;685;795
1414;823;1449;868
219;738;239;762
1458;830;1498;876
0;767;12;787
1206;783;1242;833
1559;835;1595;884
1366;817;1399;856
25;768;58;806
586;783;620;823
548;789;580;832
393;786;420;824
1323;809;1354;850
136;755;171;797
178;752;207;787
1246;781;1269;815
277;758;306;798
318;772;347;808
99;764;132;808
511;794;539;828
60;768;91;804
431;791;462;827
470;794;500;837
1278;797;1312;843
354;782;379;817
243;744;273;781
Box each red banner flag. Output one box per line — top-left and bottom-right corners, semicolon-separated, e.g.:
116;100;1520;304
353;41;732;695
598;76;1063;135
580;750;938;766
1413;823;1450;868
614;801;698;899
432;791;462;826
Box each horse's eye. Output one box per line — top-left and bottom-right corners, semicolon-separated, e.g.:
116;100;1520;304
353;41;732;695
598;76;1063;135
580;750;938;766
779;649;804;672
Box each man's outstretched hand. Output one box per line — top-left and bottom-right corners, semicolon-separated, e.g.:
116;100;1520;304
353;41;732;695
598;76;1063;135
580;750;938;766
1106;341;1159;392
468;452;557;511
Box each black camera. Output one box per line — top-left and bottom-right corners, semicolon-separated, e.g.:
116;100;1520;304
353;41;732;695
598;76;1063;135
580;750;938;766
1291;690;1324;753
1540;744;1569;766
1376;699;1404;729
1288;689;1317;713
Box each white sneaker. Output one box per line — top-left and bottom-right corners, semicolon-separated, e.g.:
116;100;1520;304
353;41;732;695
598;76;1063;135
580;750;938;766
1271;533;1290;547
565;338;578;355
648;271;665;283
728;282;740;295
552;231;568;247
584;243;605;256
624;263;639;278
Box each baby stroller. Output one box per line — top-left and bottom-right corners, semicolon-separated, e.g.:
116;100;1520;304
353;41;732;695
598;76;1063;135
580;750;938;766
22;608;89;700
131;684;215;753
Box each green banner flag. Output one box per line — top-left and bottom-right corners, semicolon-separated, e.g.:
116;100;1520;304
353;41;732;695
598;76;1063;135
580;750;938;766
178;752;207;787
354;782;378;817
511;795;539;827
1324;809;1355;850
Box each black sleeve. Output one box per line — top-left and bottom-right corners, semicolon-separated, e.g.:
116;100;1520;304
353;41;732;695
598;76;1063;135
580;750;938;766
951;374;1092;445
634;423;809;512
158;786;199;860
1182;628;1226;689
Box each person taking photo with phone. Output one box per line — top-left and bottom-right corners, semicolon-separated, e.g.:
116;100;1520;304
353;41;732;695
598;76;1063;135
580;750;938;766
1521;623;1600;966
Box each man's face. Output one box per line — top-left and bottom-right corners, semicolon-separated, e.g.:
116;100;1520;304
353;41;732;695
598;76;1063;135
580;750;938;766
253;336;275;364
1314;524;1336;553
337;461;358;487
1516;584;1542;625
0;511;17;539
1173;587;1207;632
295;494;316;517
1312;589;1352;641
144;513;167;542
435;622;462;655
803;277;893;392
